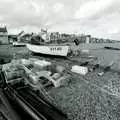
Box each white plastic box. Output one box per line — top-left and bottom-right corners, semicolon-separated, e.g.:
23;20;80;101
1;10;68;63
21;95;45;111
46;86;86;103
71;65;88;75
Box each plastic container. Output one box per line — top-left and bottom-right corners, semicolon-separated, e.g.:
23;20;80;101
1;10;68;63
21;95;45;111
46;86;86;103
71;65;88;75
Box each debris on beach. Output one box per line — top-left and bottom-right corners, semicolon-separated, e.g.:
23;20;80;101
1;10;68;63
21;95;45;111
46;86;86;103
81;49;90;54
88;63;100;72
70;49;90;57
2;58;71;88
97;61;115;76
71;65;88;75
97;71;104;76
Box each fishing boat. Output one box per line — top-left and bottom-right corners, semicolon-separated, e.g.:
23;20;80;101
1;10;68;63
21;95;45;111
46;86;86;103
26;29;78;56
26;44;70;56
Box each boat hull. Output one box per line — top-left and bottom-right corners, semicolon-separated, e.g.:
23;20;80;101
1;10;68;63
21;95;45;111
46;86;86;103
26;44;70;56
13;42;26;47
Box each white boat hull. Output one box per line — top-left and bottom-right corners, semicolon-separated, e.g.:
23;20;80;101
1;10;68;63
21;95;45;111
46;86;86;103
13;42;26;46
26;44;70;56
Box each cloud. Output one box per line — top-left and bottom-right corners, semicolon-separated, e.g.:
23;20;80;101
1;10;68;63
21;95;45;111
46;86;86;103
0;0;120;40
75;0;113;19
53;3;64;12
0;16;4;21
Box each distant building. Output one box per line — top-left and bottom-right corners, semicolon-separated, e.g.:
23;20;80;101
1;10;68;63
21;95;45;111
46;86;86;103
0;27;8;44
20;34;32;42
40;29;51;42
8;35;17;44
86;35;91;44
50;32;60;42
41;33;51;42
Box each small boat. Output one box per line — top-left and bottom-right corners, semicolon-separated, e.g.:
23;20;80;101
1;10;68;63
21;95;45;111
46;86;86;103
26;29;79;57
104;46;120;50
13;42;26;47
26;44;70;56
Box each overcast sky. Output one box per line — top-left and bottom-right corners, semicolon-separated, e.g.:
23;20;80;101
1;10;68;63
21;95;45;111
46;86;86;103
0;0;120;40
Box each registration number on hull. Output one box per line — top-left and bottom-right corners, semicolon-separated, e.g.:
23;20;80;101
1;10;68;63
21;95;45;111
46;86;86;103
50;47;62;51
